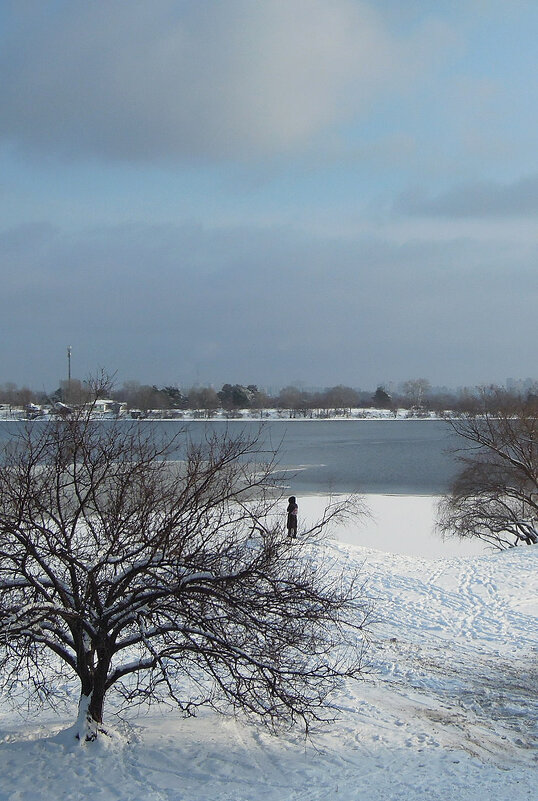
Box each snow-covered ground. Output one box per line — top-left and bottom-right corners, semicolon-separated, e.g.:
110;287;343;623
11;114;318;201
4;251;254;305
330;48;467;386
0;406;443;422
299;494;486;559
0;497;536;800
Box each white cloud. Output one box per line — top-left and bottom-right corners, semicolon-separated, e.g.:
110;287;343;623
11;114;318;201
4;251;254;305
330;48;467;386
0;0;448;161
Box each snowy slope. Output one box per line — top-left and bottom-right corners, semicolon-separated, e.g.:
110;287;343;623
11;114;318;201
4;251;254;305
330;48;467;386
0;529;536;800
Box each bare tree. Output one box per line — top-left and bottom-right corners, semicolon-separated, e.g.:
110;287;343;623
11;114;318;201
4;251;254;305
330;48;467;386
401;378;431;409
0;407;368;741
187;386;220;417
0;382;37;408
318;386;361;417
438;388;538;549
277;386;313;418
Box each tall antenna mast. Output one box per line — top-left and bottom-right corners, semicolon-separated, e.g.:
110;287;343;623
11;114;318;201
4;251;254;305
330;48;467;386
67;346;72;383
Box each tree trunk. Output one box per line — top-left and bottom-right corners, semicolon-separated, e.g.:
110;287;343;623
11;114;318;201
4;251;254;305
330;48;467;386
74;694;99;742
74;673;107;741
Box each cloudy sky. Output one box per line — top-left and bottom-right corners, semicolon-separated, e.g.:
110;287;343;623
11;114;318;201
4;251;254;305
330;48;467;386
1;0;536;393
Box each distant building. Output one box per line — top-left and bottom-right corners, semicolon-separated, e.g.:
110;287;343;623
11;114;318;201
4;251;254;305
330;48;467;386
87;399;127;416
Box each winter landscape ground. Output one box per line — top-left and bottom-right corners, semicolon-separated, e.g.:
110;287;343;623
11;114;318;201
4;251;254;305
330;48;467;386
0;495;536;801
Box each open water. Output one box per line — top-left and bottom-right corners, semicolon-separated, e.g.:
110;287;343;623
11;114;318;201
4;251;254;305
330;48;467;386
0;419;459;495
242;419;459;494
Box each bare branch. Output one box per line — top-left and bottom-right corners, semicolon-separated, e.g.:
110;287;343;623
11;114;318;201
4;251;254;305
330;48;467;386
0;399;369;738
438;388;537;549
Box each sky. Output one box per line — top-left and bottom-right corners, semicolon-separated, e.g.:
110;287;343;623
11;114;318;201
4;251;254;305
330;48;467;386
0;0;537;394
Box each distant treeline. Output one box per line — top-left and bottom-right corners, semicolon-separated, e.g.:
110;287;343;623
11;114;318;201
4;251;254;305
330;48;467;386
1;377;536;416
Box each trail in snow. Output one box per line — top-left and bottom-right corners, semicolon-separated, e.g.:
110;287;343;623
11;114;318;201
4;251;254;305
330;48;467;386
0;508;536;800
349;545;538;766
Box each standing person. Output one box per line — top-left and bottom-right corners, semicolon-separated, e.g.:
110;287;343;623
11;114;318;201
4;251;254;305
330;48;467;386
286;496;298;538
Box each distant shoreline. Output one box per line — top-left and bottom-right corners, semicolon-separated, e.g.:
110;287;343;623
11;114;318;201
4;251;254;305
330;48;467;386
0;408;447;423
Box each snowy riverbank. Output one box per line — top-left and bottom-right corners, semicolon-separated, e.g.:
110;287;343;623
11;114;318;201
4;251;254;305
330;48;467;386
0;496;535;800
0;406;445;422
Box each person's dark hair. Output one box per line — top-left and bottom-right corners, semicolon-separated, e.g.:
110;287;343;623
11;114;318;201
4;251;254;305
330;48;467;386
288;496;296;504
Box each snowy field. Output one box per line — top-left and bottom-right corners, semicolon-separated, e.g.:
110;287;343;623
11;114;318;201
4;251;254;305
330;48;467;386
0;496;536;800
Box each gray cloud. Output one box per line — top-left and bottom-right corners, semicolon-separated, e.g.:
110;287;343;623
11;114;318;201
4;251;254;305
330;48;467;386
0;221;535;390
0;0;438;161
396;174;538;218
